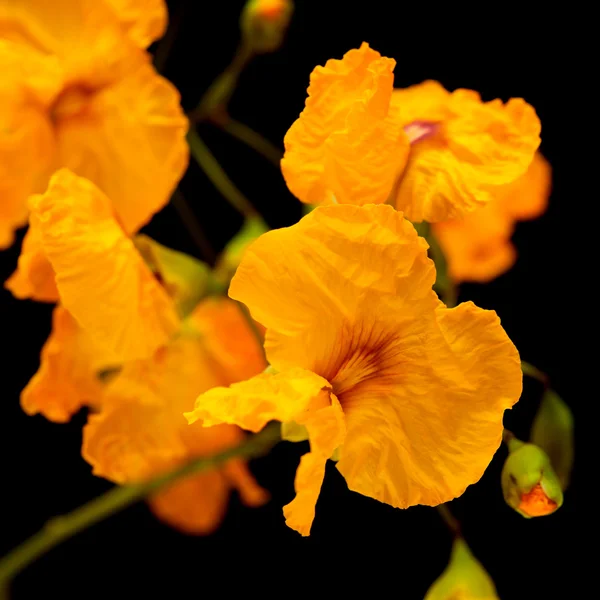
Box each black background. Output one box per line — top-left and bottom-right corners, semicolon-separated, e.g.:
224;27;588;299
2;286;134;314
0;1;586;598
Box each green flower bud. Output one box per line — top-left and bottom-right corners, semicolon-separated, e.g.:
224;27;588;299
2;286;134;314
501;438;563;518
425;538;499;599
240;0;294;54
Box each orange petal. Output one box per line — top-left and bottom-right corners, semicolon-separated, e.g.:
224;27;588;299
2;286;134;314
54;58;188;234
0;0;141;87
228;204;435;370
336;301;522;508
105;0;168;48
392;83;541;222
283;392;345;536
281;42;409;206
497;151;551;221
187;297;267;384
432;202;517;284
31;169;180;361
186;368;331;433
0;40;59;248
21;306;118;423
5;212;58;301
148;469;231;535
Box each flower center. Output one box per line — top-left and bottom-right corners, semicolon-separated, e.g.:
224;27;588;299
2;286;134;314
50;85;95;122
403;120;438;144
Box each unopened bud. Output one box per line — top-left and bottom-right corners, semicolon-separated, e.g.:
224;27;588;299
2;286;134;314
501;438;563;518
240;0;294;54
425;537;499;600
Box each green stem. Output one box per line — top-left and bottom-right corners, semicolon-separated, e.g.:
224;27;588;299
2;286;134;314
188;43;254;124
0;423;280;593
437;504;461;537
216;117;282;167
187;129;259;220
170;189;217;266
521;361;550;388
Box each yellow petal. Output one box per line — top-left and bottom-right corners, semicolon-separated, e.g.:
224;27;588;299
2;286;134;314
31;169;180;361
336;301;522;508
392;82;541;222
186;368;331;433
105;0;168;48
283;392;345;536
5;212;58;301
21;306;118;423
54;58;189;234
228;203;435;369
0;39;59;248
281;43;409;206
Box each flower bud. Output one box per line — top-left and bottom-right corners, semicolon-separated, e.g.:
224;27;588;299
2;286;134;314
501;438;563;518
425;537;499;600
240;0;294;54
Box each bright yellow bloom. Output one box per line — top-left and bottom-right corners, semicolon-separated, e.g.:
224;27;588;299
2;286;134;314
281;43;540;223
0;0;187;248
432;152;551;283
186;204;522;535
83;298;268;534
9;169;180;361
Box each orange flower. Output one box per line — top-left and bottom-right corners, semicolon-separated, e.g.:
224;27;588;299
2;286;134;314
432;152;551;283
281;43;540;223
186;204;522;535
0;0;187;248
9;169;181;361
83;298;269;534
105;0;168;48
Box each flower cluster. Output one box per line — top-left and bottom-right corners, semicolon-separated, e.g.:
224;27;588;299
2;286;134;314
1;1;571;596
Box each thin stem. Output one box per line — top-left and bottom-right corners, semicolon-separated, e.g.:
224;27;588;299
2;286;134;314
188;43;254;124
0;423;280;592
521;361;550;389
187;129;259;220
170;189;217;266
216;117;282;167
437;504;461;537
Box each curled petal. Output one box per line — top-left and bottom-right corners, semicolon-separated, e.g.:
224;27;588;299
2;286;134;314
186;368;330;433
31;169;180;361
281;42;409;206
392;82;541;222
105;0;168;48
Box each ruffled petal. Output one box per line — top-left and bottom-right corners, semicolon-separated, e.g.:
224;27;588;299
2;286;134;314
186;368;331;433
283;392;345;535
0;40;59;248
54;58;188;234
281;42;408;206
5;212;58;301
336;301;522;508
31;169;180;361
391;82;541;222
228;204;436;370
105;0;168;48
21;306;118;423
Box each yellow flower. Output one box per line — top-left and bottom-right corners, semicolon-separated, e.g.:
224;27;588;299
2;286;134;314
432;152;551;283
83;298;268;534
281;43;540;223
105;0;168;48
186;204;522;535
0;0;187;248
8;169;181;361
425;538;499;600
